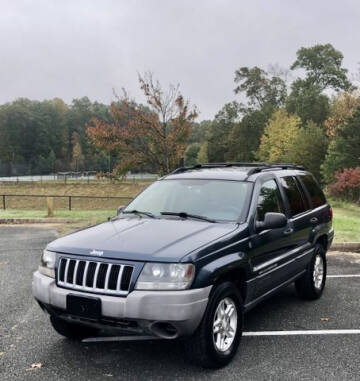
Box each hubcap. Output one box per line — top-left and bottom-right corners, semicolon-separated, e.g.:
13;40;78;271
213;297;238;352
313;255;324;289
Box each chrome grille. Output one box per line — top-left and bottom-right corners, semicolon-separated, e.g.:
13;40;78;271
57;258;134;296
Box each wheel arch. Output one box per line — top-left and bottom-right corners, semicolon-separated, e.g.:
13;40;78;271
193;253;249;302
315;234;328;251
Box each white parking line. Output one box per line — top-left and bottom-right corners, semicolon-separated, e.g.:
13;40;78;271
327;274;360;278
85;330;360;343
243;329;360;336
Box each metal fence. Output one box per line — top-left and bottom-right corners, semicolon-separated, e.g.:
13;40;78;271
1;194;134;211
0;172;158;183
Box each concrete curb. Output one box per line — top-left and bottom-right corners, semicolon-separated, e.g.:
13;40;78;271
330;242;360;253
0;218;78;224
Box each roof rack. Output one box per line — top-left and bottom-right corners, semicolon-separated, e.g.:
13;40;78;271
171;162;305;176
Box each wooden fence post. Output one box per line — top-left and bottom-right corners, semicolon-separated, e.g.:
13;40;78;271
46;197;54;217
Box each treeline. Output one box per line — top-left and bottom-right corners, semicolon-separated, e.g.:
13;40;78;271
186;44;360;196
1;43;359;201
0;97;113;176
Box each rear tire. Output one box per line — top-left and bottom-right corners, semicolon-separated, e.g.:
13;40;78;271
184;281;243;369
295;243;327;300
50;316;99;341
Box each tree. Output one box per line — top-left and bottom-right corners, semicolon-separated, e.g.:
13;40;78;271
87;73;198;175
321;107;360;182
206;102;239;162
287;44;353;127
185;143;200;166
286;79;330;126
189;120;212;144
288;121;329;180
197;142;208;163
291;44;352;92
328;167;360;203
226;109;269;162
324;92;360;137
258;109;301;162
71;132;85;171
234;66;287;109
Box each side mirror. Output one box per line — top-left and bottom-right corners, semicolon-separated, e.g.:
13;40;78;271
117;205;125;215
256;212;287;232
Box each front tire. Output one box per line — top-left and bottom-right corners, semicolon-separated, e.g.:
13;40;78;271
295;243;327;300
50;316;99;341
184;281;243;369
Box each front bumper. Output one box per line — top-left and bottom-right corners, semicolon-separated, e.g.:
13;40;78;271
32;271;211;337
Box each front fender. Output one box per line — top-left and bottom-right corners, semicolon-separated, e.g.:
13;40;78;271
192;253;250;289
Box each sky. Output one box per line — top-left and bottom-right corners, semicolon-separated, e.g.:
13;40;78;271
1;0;360;120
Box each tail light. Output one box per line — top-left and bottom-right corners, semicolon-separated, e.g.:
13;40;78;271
329;207;333;221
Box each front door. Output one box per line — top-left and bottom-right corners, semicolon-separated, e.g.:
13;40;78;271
249;178;294;297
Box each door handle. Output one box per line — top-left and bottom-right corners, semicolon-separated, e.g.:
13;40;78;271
283;228;294;236
310;217;318;224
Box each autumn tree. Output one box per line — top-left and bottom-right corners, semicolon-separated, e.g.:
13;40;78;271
257;109;301;162
87;73;197;175
71;131;85;171
321;107;360;182
324;92;360;137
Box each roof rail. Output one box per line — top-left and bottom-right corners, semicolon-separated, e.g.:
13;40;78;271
171;162;305;175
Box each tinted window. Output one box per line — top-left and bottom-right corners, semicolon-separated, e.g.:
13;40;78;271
257;179;285;221
280;176;308;216
300;175;327;208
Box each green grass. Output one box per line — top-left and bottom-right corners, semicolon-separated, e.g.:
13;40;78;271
0;209;114;221
0;209;115;236
330;200;360;243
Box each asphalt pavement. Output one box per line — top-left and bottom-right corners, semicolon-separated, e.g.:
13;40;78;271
0;225;359;380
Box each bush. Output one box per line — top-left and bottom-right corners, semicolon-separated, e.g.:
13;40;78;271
328;167;360;203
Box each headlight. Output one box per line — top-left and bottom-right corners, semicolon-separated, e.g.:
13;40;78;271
135;263;195;290
39;249;56;278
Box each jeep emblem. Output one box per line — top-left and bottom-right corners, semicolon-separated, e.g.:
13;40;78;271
90;249;104;256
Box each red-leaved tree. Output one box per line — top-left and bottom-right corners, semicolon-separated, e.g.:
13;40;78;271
328;167;360;203
87;73;198;175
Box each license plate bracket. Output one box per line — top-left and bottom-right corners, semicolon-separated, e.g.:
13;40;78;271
66;294;101;320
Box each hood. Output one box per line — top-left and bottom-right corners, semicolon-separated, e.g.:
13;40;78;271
47;217;239;262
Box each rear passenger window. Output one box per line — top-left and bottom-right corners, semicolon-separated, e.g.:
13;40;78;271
300;175;327;208
257;179;285;221
280;176;309;216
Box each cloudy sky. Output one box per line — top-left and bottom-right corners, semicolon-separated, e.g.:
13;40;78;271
1;0;359;120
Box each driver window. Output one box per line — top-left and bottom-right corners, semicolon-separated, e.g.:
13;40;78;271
257;179;285;222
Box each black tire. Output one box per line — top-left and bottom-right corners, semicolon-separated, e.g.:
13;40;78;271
295;243;327;300
50;316;99;341
184;281;243;369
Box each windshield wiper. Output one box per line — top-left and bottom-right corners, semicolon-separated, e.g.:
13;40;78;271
160;211;216;223
123;210;156;219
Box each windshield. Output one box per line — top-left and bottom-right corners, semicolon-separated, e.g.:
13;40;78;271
124;179;252;222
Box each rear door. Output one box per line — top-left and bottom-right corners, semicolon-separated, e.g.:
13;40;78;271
297;173;332;243
278;175;313;270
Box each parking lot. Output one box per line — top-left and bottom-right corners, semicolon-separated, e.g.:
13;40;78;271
0;225;359;380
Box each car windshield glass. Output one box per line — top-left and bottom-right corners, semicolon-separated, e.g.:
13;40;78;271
123;179;252;222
